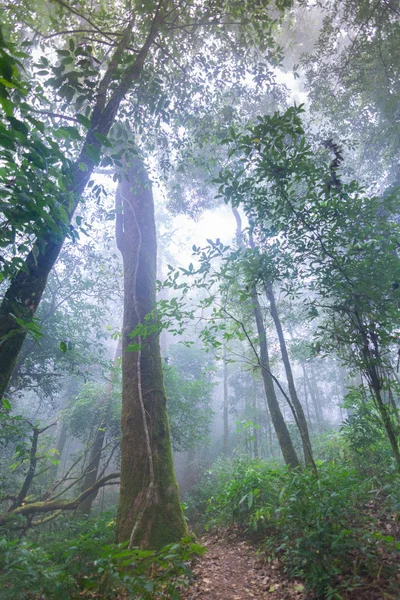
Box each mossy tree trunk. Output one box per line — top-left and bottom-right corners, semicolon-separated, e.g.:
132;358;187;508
115;153;188;549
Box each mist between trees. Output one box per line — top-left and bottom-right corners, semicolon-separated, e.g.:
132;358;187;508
0;1;400;598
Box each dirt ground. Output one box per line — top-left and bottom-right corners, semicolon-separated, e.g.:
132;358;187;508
180;528;400;600
181;533;306;600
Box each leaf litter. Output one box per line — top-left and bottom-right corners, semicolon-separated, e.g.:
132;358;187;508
180;531;305;600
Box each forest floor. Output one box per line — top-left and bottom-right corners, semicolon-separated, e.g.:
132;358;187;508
180;526;400;600
180;531;306;600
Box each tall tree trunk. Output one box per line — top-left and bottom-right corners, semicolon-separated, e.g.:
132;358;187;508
301;362;312;424
232;207;300;468
304;363;323;425
115;153;187;549
251;290;300;468
252;380;259;459
0;18;161;402
223;346;229;455
78;341;122;516
78;423;107;516
265;283;314;467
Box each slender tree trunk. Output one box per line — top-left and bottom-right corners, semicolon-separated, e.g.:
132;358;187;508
77;341;122;516
251;290;300;468
78;424;107;516
304;364;323;425
359;337;400;470
0;19;161;403
115;153;187;549
266;411;274;457
232;207;299;468
223;346;229;455
300;363;312;424
252;383;259;459
265;283;314;466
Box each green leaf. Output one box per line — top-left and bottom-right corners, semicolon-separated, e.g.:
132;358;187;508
94;132;112;147
2;397;11;410
76;114;91;129
85;143;101;165
59;341;67;353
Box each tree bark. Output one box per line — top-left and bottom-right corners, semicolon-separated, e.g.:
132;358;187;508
0;14;162;402
115;153;187;549
265;282;314;466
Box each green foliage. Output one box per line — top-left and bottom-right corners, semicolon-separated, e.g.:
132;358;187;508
207;457;286;531
216;105;400;365
0;513;204;599
301;0;400;188
191;456;399;598
265;465;376;599
341;387;395;476
0;28;75;279
164;345;215;451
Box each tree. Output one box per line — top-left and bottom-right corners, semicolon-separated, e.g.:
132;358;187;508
233;207;300;468
0;7;162;399
265;281;314;466
7;243;118;401
298;0;400;188
0;0;292;404
115;150;188;548
77;341;122;516
217;105;400;468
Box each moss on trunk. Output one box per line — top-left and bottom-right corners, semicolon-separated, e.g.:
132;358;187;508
115;153;188;549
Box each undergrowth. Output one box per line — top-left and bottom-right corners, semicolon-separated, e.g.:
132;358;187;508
188;455;400;599
0;511;204;599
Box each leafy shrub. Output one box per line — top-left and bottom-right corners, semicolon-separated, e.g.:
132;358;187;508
0;512;204;599
206;456;286;531
0;537;72;599
196;457;391;598
266;464;377;599
341;388;394;477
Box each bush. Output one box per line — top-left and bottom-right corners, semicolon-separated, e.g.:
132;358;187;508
0;512;205;599
266;464;376;599
206;456;286;531
195;457;390;599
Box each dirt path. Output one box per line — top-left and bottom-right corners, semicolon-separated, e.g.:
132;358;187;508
181;533;306;600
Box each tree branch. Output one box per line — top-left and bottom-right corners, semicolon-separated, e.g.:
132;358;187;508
1;472;120;525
